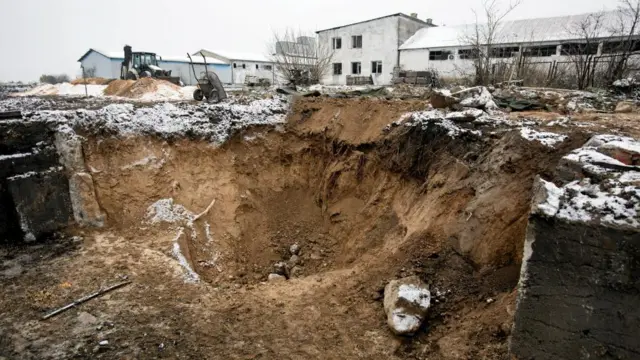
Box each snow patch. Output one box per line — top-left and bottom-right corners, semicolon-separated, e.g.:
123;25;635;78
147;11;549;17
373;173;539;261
520;128;567;147
145;198;194;224
397;284;431;308
171;228;200;283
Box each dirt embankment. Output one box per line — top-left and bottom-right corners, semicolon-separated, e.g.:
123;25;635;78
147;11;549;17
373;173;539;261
0;97;589;359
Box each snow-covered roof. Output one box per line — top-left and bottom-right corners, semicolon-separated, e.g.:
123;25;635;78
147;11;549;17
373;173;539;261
160;55;226;65
196;49;271;63
400;11;624;50
78;49;124;61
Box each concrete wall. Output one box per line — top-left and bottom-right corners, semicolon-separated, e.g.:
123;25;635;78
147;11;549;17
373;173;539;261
318;16;401;86
510;214;640;359
229;62;276;85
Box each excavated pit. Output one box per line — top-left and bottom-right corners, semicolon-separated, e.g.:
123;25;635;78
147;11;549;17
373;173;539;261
1;97;605;359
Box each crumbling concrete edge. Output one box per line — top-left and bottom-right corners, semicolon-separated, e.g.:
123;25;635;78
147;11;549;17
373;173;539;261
54;125;106;227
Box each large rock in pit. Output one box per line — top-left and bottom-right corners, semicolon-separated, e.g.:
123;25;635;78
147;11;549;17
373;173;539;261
452;86;493;109
383;276;431;335
430;90;459;109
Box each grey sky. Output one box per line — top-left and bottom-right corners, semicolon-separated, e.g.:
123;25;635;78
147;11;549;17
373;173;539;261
0;0;615;82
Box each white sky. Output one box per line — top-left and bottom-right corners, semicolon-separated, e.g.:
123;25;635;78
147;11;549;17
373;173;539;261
0;0;615;82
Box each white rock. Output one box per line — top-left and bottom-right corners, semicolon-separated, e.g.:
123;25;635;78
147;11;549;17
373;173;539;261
383;276;431;335
289;243;301;255
99;340;109;346
268;273;286;282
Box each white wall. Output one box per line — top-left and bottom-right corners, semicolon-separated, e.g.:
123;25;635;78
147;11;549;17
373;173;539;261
230;61;276;85
318;17;400;85
80;52;118;79
159;62;232;85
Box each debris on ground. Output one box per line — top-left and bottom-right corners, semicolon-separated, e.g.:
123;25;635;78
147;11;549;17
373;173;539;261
383;276;431;335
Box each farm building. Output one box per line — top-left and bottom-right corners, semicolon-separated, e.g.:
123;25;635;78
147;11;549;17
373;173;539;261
399;11;634;80
192;50;276;85
316;13;435;86
77;49;231;85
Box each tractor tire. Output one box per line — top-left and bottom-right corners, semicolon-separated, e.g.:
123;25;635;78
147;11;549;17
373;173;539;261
126;72;138;80
141;71;152;78
193;89;204;101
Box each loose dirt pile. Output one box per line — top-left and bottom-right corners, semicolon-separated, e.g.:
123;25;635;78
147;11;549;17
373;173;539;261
17;83;107;97
103;78;194;101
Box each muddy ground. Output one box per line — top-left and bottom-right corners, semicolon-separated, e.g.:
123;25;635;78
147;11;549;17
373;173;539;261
0;96;633;359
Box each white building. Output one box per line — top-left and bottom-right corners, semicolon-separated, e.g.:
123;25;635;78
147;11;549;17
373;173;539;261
77;49;232;85
399;11;633;79
316;13;435;85
193;50;276;85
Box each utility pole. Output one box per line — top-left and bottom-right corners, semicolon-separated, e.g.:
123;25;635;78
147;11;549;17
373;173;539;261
81;65;88;97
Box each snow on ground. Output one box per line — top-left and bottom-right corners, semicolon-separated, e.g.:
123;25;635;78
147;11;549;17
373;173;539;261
520;128;567;147
533;135;640;229
23;97;288;144
17;83;107;97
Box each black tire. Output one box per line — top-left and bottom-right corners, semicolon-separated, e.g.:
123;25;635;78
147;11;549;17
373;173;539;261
193;89;204;101
207;90;220;103
126;72;138;80
141;71;152;78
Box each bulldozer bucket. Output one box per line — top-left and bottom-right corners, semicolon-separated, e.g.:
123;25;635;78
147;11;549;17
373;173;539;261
157;76;182;86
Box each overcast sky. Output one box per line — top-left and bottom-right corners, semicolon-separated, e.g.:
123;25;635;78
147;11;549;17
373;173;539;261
0;0;616;82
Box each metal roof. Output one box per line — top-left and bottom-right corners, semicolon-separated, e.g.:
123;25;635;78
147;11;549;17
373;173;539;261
400;11;624;50
195;49;271;63
316;13;432;34
78;49;226;65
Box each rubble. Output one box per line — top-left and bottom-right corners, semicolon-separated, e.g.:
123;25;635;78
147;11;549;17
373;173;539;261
383;276;431;335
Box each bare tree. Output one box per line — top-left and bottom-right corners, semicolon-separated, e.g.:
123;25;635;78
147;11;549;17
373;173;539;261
84;66;97;78
562;12;605;89
268;29;333;86
463;0;522;85
602;0;640;83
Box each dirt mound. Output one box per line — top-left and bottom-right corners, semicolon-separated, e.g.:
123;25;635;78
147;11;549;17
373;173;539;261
70;77;112;85
103;78;183;99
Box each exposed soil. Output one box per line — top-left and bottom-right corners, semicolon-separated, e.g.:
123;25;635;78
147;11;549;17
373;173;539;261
103;78;181;98
0;97;594;359
70;78;113;85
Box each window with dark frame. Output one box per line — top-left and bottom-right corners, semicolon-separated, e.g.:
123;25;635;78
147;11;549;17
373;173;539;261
458;49;479;59
233;63;237;68
263;64;273;70
352;35;362;49
602;40;640;54
490;46;520;58
333;63;342;75
371;61;383;74
351;62;361;74
429;50;452;61
242;64;246;69
523;45;557;57
332;37;342;50
561;43;599;56
256;64;259;69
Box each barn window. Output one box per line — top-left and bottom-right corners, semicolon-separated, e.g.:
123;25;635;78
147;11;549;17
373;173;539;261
256;64;259;69
332;37;342;49
429;50;452;61
333;63;342;75
458;49;479;59
352;35;362;49
561;43;599;56
523;45;557;57
351;62;361;74
263;64;273;70
490;46;520;58
602;40;640;54
371;61;382;74
242;64;246;69
233;63;237;68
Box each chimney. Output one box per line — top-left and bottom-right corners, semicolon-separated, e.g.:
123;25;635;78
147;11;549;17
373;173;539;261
410;13;418;18
426;18;433;25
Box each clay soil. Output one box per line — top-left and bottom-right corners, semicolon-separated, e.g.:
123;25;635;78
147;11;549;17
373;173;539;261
104;78;180;98
0;97;593;359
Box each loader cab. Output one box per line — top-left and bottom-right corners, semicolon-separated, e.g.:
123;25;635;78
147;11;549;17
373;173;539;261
132;52;159;69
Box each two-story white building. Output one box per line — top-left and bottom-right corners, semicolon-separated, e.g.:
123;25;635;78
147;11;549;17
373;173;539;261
316;13;435;85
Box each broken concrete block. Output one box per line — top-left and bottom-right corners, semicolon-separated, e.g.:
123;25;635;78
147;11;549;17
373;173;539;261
68;172;105;227
383;276;431;335
54;126;86;172
7;168;72;241
453;86;493;109
445;108;485;122
430;90;459;109
510;216;640;359
268;273;286;282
